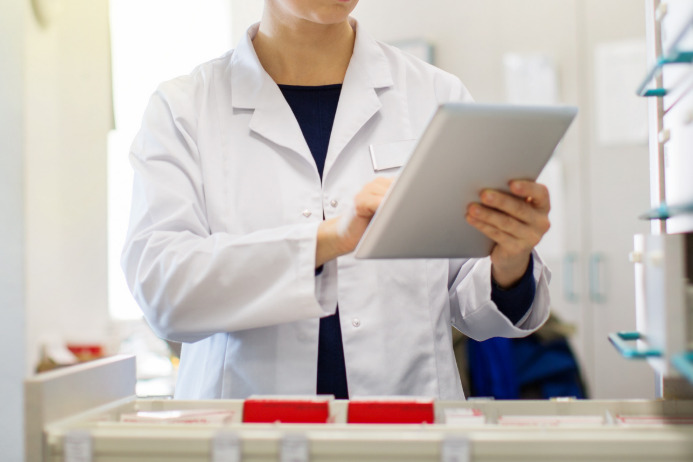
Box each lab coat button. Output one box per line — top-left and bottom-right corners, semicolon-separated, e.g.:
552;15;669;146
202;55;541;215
352;318;361;328
302;209;312;218
330;200;338;208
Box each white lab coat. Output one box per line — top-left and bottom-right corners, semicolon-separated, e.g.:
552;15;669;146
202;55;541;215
121;20;551;400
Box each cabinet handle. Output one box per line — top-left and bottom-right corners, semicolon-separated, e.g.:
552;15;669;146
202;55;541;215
608;331;662;359
563;253;578;302
589;253;607;303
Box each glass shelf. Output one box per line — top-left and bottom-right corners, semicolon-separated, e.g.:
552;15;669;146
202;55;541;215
637;18;693;97
637;51;693;97
608;331;662;359
639;202;693;220
673;352;693;385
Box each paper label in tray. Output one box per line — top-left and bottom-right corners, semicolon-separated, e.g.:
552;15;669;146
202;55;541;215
497;415;604;426
444;408;485;425
616;415;693;426
120;409;238;424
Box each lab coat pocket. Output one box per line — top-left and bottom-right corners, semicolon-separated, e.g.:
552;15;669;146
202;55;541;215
369;139;417;172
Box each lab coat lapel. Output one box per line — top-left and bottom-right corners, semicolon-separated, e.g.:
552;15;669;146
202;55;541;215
230;24;314;169
323;20;395;180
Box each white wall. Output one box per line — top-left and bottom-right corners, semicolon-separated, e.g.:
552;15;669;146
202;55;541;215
0;1;27;458
355;0;580;102
23;0;112;373
0;1;112;457
231;1;263;43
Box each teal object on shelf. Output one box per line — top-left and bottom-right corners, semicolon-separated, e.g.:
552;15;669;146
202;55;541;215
636;51;693;97
636;11;693;98
639;202;693;220
672;352;693;385
608;331;662;359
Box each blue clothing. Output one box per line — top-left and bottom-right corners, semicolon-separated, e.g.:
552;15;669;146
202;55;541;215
279;83;535;399
491;256;535;324
279;84;341;179
467;334;586;400
280;84;348;398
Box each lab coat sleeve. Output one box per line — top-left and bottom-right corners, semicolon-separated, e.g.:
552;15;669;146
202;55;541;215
121;84;336;343
448;250;551;340
434;70;474;105
436;69;549;338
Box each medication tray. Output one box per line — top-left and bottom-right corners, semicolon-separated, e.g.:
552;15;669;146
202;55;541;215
26;356;693;462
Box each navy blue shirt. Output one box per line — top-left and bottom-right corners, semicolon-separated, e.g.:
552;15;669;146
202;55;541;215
279;83;535;399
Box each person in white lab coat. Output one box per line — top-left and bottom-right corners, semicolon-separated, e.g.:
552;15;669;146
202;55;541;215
122;0;552;400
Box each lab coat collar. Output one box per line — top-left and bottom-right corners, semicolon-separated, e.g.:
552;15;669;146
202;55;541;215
323;18;394;179
229;22;276;110
346;17;394;89
229;20;394;173
229;20;393;107
230;23;313;167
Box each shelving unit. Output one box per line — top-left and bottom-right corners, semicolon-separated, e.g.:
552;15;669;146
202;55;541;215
610;0;693;396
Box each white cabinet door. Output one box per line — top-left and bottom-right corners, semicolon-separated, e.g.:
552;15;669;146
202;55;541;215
581;0;656;399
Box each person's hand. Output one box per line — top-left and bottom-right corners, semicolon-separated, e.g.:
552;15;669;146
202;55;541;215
316;177;393;267
465;180;550;288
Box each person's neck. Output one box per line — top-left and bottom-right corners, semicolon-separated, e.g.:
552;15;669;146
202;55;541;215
253;14;355;86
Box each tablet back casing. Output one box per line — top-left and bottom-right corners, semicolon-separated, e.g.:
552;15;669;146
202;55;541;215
354;103;577;259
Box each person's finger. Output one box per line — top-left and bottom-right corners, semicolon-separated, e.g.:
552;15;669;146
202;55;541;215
478;184;550;235
367;177;394;196
465;213;529;255
478;190;536;225
467;203;535;242
509;180;551;212
353;177;394;218
372;176;394;188
354;195;382;217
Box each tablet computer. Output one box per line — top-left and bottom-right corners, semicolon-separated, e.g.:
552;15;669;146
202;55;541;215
354;103;577;259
